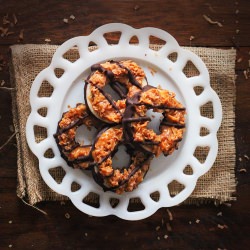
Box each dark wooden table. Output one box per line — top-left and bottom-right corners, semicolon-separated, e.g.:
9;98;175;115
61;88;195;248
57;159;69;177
1;1;249;249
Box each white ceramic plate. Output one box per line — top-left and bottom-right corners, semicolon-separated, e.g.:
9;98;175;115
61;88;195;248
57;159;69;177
26;23;222;220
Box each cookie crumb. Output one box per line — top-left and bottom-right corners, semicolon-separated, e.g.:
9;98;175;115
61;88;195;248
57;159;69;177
155;225;160;231
157;236;160;240
164;234;168;239
134;5;140;11
217;212;222;216
189;35;195;41
167;209;173;221
239;168;247;173
9;245;12;248
70;15;75;20
65;212;70;219
8;220;12;224
196;219;200;224
63;18;69;24
148;66;157;76
237;57;242;63
18;29;24;41
189;221;192;224
243;70;248;79
84;232;88;237
244;154;249;160
45;38;51;43
217;224;228;230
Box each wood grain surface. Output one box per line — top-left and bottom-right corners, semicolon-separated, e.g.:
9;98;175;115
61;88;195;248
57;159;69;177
0;0;249;249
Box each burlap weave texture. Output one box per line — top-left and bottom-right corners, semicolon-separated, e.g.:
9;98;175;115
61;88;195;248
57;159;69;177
10;44;236;205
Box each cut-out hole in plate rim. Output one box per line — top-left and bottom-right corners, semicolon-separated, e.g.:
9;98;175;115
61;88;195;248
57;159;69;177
37;80;54;97
26;23;222;220
63;45;80;63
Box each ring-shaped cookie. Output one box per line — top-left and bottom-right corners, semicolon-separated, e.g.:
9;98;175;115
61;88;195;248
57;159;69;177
123;85;186;156
54;103;103;169
85;60;148;124
91;126;153;194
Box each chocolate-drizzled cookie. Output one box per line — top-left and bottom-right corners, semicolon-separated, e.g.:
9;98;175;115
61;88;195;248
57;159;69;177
54;103;104;169
91;126;153;193
123;85;186;156
85;60;148;124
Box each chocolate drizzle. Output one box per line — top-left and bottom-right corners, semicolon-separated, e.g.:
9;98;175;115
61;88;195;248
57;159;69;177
92;145;153;192
134;103;186;110
161;120;185;128
115;61;143;89
109;81;127;99
122;116;151;123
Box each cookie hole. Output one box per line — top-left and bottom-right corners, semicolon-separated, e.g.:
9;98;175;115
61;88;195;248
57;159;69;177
88;41;98;52
34;125;47;143
112;145;131;170
183;165;193;175
168;180;185;197
109;198;120;208
54;68;65;78
193;86;204;96
200;101;214;119
146;109;163;135
193;146;210;164
38;80;54;97
129;35;139;44
127;197;145;212
183;60;200;78
150;191;160;202
71;181;81;192
200;127;210;136
37;107;48;117
75;124;97;146
63;45;80;63
82;192;100;208
103;31;122;44
44;148;55;158
48;166;66;184
149;35;166;50
167;52;178;62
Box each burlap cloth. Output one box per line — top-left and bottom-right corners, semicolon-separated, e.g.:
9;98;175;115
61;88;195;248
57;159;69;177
10;44;236;205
